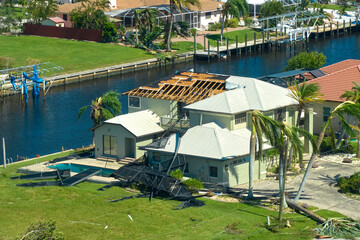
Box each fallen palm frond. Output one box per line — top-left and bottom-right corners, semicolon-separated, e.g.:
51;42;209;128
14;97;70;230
314;218;360;239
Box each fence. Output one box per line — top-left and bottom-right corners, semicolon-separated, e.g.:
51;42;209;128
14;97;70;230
23;24;103;42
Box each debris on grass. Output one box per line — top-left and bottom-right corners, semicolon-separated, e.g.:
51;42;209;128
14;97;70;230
314;218;360;239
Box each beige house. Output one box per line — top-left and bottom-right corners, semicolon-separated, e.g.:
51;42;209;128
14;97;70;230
94;110;164;160
306;59;360;135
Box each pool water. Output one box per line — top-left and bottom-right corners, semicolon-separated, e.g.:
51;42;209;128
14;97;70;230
48;163;115;176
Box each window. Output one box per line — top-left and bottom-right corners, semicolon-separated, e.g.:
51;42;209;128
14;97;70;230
323;107;331;122
275;108;286;121
205;12;211;19
209;166;218;178
235;113;247;125
103;135;117;156
129;96;140;108
63;14;67;21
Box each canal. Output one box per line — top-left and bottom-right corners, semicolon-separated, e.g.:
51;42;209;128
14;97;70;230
1;33;359;163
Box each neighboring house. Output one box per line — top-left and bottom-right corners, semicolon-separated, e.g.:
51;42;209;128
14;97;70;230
41;17;65;27
107;0;222;30
94;110;164;160
143;122;272;187
56;3;79;27
306;59;360;135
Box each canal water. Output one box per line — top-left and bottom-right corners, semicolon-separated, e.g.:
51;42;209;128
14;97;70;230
1;33;359;163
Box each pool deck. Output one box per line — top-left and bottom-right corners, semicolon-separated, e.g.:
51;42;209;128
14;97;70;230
17;158;127;185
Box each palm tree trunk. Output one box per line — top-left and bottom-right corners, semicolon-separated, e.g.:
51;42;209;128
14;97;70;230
278;145;286;221
166;1;174;52
294;119;330;202
287;107;303;167
248;124;256;199
220;14;225;43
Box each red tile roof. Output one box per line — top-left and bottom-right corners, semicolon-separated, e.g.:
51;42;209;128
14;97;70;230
48;17;65;23
320;59;360;74
307;64;360;102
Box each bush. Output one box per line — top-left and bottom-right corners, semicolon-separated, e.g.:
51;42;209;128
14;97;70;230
337;172;360;194
227;18;239;28
0;56;15;70
190;28;197;37
183;178;204;193
208;22;222;31
102;21;118;43
26;57;41;65
170;169;183;181
21;220;64;240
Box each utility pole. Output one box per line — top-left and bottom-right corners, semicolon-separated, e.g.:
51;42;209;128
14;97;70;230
2;137;6;168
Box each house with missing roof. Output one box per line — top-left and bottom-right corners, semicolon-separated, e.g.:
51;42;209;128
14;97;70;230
305;59;360;134
92;72;310;187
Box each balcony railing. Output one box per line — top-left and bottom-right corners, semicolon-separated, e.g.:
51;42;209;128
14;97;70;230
160;116;190;129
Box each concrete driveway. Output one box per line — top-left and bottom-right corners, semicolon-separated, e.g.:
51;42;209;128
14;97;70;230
236;155;360;220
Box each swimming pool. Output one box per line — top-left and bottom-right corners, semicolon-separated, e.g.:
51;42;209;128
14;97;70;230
48;163;115;176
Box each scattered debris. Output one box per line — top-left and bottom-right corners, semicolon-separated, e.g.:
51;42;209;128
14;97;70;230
315;218;360;239
128;215;133;221
312;163;319;168
342;157;352;163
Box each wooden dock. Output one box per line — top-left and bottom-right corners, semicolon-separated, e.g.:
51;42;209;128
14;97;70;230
195;21;359;60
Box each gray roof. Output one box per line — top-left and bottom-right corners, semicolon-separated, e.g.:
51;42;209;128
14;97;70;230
184;76;298;114
143;123;272;160
265;69;308;78
105;110;164;137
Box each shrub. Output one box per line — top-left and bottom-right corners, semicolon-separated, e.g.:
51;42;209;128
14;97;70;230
102;21;118;43
190;28;197;37
337;172;360;194
21;220;64;240
208;22;222;31
170;169;183;181
227;18;239;28
26;57;41;65
183;178;204;193
0;56;15;70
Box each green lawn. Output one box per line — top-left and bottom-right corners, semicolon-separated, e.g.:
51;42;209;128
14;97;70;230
171;41;204;53
0;153;347;239
311;4;356;11
206;29;266;47
0;35;155;74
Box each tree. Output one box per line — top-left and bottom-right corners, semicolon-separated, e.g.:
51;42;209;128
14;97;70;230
28;0;59;24
220;0;249;42
275;120;316;221
166;0;200;51
78;91;121;144
70;0;109;30
248;110;279;198
283;51;327;72
259;0;284;28
102;21;117;43
0;0;23;33
287;81;324;166
340;82;360;157
337;0;348;15
294;101;360;202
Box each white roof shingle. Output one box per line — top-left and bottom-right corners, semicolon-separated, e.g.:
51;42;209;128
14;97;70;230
184;76;297;114
105;110;164;137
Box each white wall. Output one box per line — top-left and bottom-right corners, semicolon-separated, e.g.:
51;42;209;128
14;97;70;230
198;10;222;30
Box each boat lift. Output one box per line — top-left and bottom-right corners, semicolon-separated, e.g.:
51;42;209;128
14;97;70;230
257;11;324;42
0;62;63;102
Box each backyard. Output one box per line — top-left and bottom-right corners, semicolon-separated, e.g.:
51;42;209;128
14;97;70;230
0;36;201;75
0;152;346;239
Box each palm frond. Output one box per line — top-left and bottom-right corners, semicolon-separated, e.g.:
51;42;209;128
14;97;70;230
78;106;88;119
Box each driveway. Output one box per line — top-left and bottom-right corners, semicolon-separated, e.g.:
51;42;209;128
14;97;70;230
236;155;360;220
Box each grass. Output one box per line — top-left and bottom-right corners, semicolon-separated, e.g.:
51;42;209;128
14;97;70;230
0;154;347;239
0;35;154;74
311;3;356;11
207;29;266;47
171;41;204;53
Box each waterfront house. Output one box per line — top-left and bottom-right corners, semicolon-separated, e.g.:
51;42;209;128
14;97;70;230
93;110;164;160
120;72;312;186
305;59;360;135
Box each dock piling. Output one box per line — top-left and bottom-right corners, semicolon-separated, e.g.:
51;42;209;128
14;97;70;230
194;34;197;59
217;39;220;59
208;40;210;62
254;32;256;52
337;21;339;35
245;34;247;53
236;35;238;55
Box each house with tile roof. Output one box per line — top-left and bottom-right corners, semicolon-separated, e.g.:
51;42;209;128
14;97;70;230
306;59;360;134
41;17;66;27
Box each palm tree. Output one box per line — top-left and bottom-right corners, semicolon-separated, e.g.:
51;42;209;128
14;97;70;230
275;120;316;221
166;0;200;51
287;81;324;166
340;82;360;157
294;101;360;202
248;110;279;198
78;91;121;144
220;0;249;43
259;0;284;29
